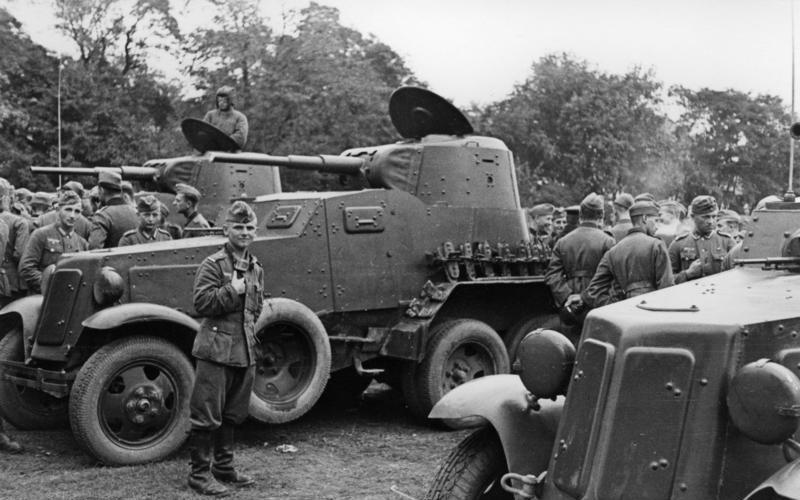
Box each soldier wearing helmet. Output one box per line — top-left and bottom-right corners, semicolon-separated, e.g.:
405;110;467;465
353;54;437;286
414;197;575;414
203;86;248;149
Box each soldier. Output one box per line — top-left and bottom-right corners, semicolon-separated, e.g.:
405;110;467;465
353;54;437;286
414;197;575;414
668;195;735;284
609;193;634;243
203;86;248;149
118;195;172;246
121;181;135;206
551;207;567;238
36;182;92;239
0;179;27;306
0;419;21;453
717;209;743;242
528;203;554;254
29;192;51;220
187;201;262;496
545;193;615;336
583;201;674;308
88;171;138;249
19;191;88;293
654;200;686;247
173;183;211;236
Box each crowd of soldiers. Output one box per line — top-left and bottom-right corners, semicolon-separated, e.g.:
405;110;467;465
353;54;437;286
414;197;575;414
531;192;750;340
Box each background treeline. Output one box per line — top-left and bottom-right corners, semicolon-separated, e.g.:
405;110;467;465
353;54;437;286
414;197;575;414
0;1;792;212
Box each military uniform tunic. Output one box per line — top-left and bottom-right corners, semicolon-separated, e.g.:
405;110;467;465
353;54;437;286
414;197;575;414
37;210;92;240
182;211;211;238
118;227;172;246
88;196;138;249
19;223;88;293
609;219;633;243
668;229;734;283
0;212;29;300
189;243;264;430
545;222;616;307
583;228;674;308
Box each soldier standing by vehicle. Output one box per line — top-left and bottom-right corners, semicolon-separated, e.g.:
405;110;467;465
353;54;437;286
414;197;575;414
528;203;554;256
609;193;634;243
173;183;211;236
583;200;674;308
668;195;734;284
88;171;138;249
118;195;172;246
187;200;261;496
19;191;88;293
0;179;27;306
36;181;92;240
545;193;614;336
203;86;248;149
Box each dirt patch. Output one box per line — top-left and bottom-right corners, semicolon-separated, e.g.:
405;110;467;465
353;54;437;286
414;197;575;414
0;383;469;500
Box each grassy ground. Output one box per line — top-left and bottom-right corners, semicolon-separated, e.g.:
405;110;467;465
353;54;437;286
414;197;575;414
0;384;470;500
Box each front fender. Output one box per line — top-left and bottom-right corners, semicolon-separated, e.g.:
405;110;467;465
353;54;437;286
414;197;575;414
0;295;43;344
430;374;563;476
744;458;800;500
82;302;200;332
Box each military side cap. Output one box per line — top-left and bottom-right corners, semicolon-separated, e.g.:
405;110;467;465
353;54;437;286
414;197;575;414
580;193;604;218
31;192;51;207
717;209;741;224
629;200;659;218
529;203;555;217
553;207;565;219
57;190;82;207
690;195;718;215
634;192;656;203
0;178;12;196
614;193;634;210
175;183;201;203
136;194;160;213
226;201;256;223
62;180;85;197
15;186;32;199
98;170;123;190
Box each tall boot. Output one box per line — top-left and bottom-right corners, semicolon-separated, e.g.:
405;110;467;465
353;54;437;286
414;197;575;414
188;430;230;497
212;425;255;487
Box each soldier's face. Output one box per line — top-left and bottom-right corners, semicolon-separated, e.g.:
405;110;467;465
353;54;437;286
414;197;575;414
694;213;717;235
173;194;191;215
139;210;160;231
553;217;566;232
717;219;740;236
217;96;230;110
225;221;257;251
535;215;553;234
58;203;82;230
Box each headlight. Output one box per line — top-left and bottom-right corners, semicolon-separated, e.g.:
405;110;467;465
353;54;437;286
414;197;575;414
517;329;575;398
727;359;800;444
93;266;125;306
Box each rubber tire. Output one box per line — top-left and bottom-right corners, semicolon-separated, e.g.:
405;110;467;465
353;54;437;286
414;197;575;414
425;426;512;500
408;319;510;421
249;298;331;424
69;336;194;465
504;314;560;373
0;329;69;429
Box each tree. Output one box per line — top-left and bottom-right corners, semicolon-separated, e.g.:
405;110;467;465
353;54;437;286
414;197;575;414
671;87;790;211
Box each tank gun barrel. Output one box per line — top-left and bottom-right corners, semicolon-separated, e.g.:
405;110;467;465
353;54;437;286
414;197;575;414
208;152;365;176
31;166;157;181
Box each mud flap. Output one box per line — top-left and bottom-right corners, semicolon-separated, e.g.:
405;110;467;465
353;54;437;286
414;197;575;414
429;374;563;476
744;458;800;500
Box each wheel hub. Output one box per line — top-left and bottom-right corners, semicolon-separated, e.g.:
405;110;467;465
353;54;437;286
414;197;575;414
123;385;164;425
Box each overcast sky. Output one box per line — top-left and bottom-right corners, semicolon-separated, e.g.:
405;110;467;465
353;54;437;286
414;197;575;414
6;0;798;109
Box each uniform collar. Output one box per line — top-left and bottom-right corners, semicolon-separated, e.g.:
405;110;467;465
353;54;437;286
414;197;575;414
691;230;713;240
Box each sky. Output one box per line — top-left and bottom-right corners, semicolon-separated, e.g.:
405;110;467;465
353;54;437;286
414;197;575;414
5;0;798;109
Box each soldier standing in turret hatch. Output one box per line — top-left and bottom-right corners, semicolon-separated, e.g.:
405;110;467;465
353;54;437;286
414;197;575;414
88;171;138;249
668;195;734;284
118;195;172;246
186;201;261;496
203;86;248;150
173;183;211;237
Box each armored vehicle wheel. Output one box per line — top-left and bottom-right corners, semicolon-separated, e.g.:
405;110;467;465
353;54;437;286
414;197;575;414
249;298;332;424
404;319;510;420
504;314;560;373
0;329;69;429
69;336;194;465
424;427;512;500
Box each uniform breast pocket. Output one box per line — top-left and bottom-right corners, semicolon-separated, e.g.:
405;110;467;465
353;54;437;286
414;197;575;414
681;247;697;261
45;241;64;254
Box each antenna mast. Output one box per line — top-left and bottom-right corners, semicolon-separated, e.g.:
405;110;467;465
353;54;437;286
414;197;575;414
57;55;63;189
788;0;797;201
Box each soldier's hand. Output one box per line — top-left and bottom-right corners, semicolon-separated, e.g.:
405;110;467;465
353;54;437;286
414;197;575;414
686;259;703;279
565;294;583;309
230;272;246;294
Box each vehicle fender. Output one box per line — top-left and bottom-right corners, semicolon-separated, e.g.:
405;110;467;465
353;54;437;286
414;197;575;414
744;457;800;500
429;374;563;476
0;295;43;341
82;302;200;332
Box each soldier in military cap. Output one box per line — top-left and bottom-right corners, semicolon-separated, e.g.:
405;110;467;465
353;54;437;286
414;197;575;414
717;209;743;242
37;182;92;239
583;201;674;308
173;183;211;236
19;191;88;293
88;170;138;249
203;86;249;149
668;195;734;284
528;203;555;258
187;200;262;495
545;193;615;337
0;179;26;306
118;195;172;246
29;192;51;220
552;207;567;237
609;193;634;243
